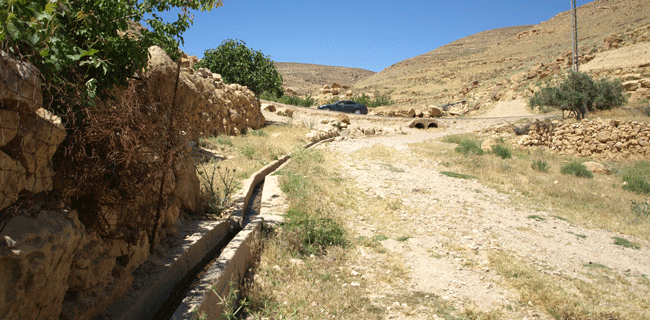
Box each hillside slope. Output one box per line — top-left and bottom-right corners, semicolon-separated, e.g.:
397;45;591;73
355;0;650;112
275;62;375;95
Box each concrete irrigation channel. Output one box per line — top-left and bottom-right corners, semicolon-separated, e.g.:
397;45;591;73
100;138;334;320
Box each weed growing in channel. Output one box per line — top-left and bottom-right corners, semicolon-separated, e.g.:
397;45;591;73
214;282;248;320
283;209;347;257
195;163;237;216
531;159;550;172
561;161;593;178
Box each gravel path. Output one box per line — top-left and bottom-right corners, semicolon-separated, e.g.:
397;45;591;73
318;119;650;319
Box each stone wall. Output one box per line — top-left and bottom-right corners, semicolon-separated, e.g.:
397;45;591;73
146;46;265;141
518;118;650;160
0;46;267;320
0;52;66;212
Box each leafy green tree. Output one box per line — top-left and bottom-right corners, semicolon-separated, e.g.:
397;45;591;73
196;39;283;97
530;71;626;120
1;0;222;106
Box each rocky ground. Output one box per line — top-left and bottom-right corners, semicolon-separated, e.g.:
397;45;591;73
288;101;650;319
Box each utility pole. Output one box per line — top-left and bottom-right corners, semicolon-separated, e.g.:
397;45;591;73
571;0;579;72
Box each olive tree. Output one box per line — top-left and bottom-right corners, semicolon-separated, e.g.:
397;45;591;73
530;71;626;120
196;39;283;97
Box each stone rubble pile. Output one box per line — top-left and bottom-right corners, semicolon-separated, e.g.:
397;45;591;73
518;118;650;160
316;82;354;104
373;105;444;118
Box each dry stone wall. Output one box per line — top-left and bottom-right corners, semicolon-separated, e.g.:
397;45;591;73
145;46;265;141
0;52;66;212
0;46;267;320
518;118;650;160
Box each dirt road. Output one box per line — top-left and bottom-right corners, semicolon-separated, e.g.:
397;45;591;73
261;101;649;319
321;127;649;318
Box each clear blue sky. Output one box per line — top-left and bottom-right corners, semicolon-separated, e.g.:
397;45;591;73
161;0;596;72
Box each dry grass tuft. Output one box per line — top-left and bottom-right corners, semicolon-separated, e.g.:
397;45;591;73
410;135;650;242
489;250;649;319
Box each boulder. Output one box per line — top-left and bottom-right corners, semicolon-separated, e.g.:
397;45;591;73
145;46;176;86
0;109;19;147
173;156;201;213
2;108;66;195
603;36;623;50
0;151;26;211
429;106;443;118
622;80;640;91
0;51;43;114
583;161;609;174
0;208;87;320
336;113;350;124
262;104;276;112
481;139;496;152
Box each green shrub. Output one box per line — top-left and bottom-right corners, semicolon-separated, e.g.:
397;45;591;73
492;144;512;159
249;129;267;137
354;93;394;108
285;208;347;256
441;135;466;144
620;161;650;195
440;171;475;179
454;139;484;156
631;201;650;220
214;135;233;146
560;161;593;178
240;145;255;159
260;92;316;108
530;71;626;120
643;106;650;117
1;0;221;112
532;160;550;172
196;39;283;97
612;236;640;250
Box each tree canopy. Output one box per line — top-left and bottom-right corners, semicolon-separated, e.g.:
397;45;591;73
195;39;283;97
1;0;222;107
530;71;626;120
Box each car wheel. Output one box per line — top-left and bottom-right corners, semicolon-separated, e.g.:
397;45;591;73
323;107;330;111
354;109;362;114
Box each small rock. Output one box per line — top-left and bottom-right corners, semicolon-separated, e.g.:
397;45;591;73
1;236;17;248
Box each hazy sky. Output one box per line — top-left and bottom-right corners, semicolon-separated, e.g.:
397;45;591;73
161;0;597;72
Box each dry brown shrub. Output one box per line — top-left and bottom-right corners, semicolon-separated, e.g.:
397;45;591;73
56;78;188;243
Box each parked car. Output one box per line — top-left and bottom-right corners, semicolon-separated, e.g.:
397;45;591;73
317;100;368;114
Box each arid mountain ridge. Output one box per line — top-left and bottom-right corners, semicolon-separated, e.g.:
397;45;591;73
277;0;650;113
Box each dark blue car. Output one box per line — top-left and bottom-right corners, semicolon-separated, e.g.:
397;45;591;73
317;100;368;114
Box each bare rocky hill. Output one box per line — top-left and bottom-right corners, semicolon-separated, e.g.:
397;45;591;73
353;0;650;112
275;62;375;95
